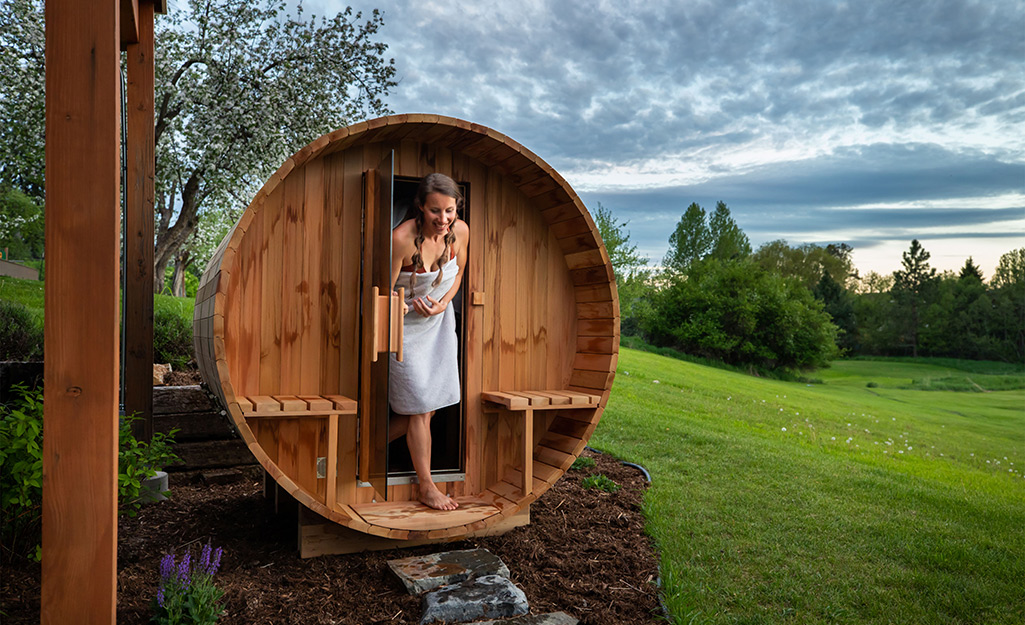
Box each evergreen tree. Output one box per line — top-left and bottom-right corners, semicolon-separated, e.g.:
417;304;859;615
708;201;751;261
959;257;984;282
664;202;710;274
891;239;937;357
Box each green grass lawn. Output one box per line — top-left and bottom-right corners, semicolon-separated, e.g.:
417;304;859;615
592;348;1024;625
0;275;194;323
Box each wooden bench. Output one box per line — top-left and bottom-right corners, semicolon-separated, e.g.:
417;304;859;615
237;394;358;510
481;390;600;496
237;394;358;417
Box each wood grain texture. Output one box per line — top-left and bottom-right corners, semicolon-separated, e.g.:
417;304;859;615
192;115;619;539
123;3;155;440
42;0;121;620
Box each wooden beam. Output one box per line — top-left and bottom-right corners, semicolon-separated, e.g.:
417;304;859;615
124;0;155;440
119;0;139;47
42;0;121;622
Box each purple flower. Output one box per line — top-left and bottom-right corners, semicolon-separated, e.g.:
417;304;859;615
200;543;212;573
177;552;192;585
159;553;175;581
156;587;165;607
208;547;223;576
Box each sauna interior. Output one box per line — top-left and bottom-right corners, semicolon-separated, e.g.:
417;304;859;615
194;114;619;545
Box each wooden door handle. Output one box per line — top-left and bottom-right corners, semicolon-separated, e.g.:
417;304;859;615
371;286;404;362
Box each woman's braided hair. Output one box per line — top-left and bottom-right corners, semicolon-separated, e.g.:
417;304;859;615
409;173;463;295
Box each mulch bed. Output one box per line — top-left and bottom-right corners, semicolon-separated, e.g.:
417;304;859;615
1;449;663;624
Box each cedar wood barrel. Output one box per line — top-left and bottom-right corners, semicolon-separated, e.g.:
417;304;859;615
193;114;619;541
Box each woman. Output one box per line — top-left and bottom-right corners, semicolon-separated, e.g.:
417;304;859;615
389;173;469;510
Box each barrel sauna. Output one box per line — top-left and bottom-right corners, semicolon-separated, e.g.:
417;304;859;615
193;114;619;546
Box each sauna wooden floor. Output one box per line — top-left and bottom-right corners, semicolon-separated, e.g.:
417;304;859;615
349;496;500;531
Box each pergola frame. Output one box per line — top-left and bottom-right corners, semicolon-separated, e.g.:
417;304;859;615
42;0;163;621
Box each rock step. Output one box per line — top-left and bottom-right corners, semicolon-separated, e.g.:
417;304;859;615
476;613;578;625
420;575;528;625
389;549;510;596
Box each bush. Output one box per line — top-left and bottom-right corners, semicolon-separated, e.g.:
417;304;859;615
641;258;839;371
154;306;195;371
0;299;43;361
0;383;43;560
0;384;181;560
119;413;181;517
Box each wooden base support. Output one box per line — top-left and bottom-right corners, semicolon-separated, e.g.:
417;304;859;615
298;504;530;558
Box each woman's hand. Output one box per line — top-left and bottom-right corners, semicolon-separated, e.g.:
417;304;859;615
411;295;446;317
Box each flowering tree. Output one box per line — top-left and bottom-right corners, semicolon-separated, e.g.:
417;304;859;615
0;0;45;199
154;0;396;292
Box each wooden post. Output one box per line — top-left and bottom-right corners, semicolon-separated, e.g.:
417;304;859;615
124;0;156;439
42;0;121;622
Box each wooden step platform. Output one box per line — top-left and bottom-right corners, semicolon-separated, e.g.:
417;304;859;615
350;496;501;531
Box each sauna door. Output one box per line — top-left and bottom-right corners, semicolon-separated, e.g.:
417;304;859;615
359;151;396;497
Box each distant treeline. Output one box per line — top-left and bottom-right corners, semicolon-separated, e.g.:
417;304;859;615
596;202;1024;372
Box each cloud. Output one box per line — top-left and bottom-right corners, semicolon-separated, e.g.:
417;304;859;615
307;0;1024;272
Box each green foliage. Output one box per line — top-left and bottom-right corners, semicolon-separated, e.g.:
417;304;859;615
0;299;43;361
707;201;750;261
0;385;181;561
0;275;44;322
0;187;44;259
119;414;181;517
665;202;710;274
152;544;225;625
0;383;43;560
890;239;938;357
570;456;597;471
154;305;195;371
752;239;857;290
642;258;839;371
593;202;650;336
813;270;857;354
581;473;620;493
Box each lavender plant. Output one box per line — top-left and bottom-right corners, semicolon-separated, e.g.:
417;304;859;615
151;543;225;625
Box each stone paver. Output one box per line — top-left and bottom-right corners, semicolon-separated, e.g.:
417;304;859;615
388;548;511;595
420;574;528;625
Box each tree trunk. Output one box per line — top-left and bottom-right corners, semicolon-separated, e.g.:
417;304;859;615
153;169;203;293
171;250;191;297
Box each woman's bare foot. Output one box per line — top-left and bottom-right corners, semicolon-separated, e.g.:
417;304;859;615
419;484;459;510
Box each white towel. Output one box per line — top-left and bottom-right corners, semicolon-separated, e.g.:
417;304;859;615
388;256;460;415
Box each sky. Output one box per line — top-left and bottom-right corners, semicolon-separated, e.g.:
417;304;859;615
306;0;1025;278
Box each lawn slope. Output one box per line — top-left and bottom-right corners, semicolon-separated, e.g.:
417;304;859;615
592;348;1024;625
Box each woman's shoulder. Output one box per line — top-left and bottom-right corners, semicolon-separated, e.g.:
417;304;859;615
453;218;469;240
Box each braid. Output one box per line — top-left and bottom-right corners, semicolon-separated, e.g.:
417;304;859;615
410;213;425;295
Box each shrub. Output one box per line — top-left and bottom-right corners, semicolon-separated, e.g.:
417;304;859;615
0;299;43;361
0;383;43;560
0;385;181;560
154;306;194;371
120;413;181;517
